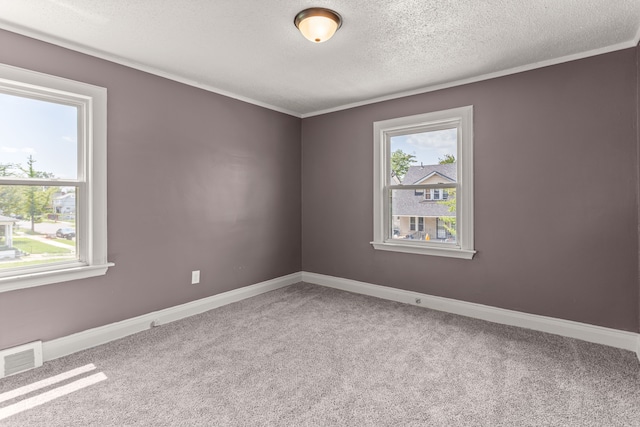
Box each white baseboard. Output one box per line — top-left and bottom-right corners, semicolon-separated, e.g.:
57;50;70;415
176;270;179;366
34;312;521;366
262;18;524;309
302;272;640;362
40;270;640;364
42;272;302;361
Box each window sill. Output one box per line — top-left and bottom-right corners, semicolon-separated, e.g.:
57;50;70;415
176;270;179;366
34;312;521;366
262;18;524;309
0;262;115;293
371;241;476;259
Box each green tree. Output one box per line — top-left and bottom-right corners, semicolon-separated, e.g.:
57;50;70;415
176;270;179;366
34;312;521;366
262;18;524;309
1;156;60;232
0;163;16;176
0;185;22;218
19;155;55;180
390;149;416;180
438;154;455;164
437;154;456;237
438;189;456;238
0;163;20;218
20;156;58;231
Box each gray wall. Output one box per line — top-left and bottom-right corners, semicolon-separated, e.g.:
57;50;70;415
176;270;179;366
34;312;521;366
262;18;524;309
0;30;302;350
302;48;640;332
1;29;639;352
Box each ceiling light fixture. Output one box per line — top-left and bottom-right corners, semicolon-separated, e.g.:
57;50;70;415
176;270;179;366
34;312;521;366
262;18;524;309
294;8;342;43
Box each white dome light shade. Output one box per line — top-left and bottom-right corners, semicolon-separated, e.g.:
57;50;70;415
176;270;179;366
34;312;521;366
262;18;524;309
298;16;338;43
294;8;342;43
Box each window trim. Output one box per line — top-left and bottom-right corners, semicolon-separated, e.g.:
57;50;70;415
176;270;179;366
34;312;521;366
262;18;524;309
371;106;476;259
0;63;113;293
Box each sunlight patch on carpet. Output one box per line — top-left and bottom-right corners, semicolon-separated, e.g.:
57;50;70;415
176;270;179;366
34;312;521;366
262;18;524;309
0;366;107;421
0;364;97;404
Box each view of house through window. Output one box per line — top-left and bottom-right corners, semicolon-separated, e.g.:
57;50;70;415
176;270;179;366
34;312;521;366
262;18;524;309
0;92;79;271
389;128;457;244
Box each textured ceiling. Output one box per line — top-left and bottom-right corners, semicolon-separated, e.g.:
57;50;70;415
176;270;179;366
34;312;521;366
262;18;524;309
0;1;639;117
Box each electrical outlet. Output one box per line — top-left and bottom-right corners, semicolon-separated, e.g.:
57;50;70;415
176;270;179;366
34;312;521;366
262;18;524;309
191;270;200;284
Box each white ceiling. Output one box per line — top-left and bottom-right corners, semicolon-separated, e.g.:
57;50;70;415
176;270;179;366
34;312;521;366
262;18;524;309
0;1;639;117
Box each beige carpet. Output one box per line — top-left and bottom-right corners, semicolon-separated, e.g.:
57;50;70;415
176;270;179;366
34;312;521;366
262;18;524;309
1;282;639;426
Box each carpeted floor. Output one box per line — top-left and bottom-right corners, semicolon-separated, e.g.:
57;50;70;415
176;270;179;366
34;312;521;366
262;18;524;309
1;282;639;426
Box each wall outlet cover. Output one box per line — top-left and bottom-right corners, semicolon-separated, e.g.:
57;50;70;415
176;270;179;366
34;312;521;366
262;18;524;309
191;270;200;284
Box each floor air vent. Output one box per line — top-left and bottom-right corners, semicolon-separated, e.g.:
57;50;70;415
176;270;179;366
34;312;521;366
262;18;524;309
0;341;43;379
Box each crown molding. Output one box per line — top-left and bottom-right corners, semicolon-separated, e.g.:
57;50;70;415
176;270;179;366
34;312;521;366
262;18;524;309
301;39;639;118
0;21;301;118
1;20;638;120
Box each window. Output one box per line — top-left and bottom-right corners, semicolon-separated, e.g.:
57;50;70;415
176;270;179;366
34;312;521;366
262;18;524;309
425;188;448;201
372;106;475;259
0;63;112;292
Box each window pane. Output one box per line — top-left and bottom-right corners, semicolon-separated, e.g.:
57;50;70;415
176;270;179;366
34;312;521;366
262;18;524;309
0;185;77;271
390;188;456;243
0;92;78;180
389;128;457;184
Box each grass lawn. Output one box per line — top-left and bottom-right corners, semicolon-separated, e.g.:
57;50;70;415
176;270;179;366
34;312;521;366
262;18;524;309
12;237;73;254
52;238;75;246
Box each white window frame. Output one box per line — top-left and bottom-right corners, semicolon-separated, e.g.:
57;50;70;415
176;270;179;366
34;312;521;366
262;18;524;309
371;106;476;259
0;63;113;293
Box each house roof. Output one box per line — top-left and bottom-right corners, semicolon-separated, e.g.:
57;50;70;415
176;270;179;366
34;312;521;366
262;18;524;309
0;215;17;224
392;193;455;217
402;163;457;185
393;163;456;217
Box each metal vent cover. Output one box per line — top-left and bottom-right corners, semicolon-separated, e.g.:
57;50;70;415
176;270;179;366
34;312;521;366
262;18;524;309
0;341;43;378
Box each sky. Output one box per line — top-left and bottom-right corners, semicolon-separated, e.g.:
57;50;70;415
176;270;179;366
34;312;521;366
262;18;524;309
0;92;77;179
390;128;457;166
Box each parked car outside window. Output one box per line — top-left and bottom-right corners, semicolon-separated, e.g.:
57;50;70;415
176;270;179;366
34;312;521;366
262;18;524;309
56;228;76;239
